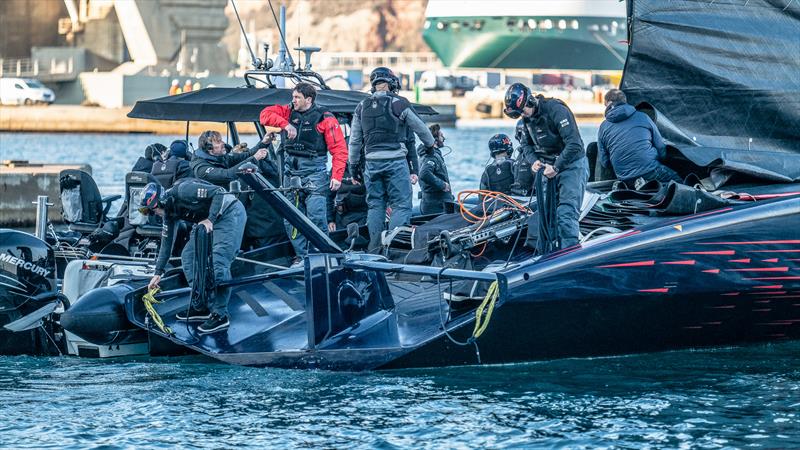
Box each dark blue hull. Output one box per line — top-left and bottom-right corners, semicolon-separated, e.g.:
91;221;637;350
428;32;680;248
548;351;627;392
122;189;799;370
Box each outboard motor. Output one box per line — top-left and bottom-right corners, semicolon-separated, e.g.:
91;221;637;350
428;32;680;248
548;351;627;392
0;229;64;355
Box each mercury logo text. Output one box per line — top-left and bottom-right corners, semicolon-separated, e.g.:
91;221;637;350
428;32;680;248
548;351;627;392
0;253;51;277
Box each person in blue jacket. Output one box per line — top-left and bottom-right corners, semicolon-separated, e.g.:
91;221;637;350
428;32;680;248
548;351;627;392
597;89;682;186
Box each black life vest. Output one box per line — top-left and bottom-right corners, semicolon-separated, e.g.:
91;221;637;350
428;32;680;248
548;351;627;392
151;158;180;188
525;97;571;162
360;94;403;152
285;105;329;158
485;159;516;194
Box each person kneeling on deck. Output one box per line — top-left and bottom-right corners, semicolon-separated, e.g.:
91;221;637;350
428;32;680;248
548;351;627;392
480;133;516;196
418;124;454;215
597;89;682;187
504;83;588;249
143;180;246;334
259;82;348;266
349;67;436;251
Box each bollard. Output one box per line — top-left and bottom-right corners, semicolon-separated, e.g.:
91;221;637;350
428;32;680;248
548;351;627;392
32;195;53;240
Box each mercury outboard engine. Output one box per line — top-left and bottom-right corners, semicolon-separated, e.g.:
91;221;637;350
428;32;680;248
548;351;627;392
0;229;65;355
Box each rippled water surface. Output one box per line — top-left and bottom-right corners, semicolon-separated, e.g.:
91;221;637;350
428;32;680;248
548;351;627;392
2;342;800;449
3;127;800;448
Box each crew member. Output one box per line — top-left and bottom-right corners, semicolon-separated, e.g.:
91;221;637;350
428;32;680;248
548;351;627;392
150;140;192;189
418;124;453;214
190;130;274;187
326;167;367;231
504;83;588;249
132;143;166;173
191;130;284;250
480;134;516;195
349;67;436;251
259;82;348;264
512;119;536;196
143;179;246;334
391;74;420;187
597;89;682;186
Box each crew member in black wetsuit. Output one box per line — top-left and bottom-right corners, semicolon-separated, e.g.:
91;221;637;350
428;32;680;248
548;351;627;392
190;130;284;249
418;124;453;214
132;143;166;173
504;83;588;248
143;179;246;334
480;133;516;195
150;140;191;189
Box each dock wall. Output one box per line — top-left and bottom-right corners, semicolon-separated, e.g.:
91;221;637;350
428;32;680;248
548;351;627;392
0;162;91;227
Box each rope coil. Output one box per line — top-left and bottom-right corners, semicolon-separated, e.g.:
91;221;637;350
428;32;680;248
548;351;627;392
142;288;173;335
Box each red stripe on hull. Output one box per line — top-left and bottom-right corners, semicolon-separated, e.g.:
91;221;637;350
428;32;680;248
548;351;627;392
682;250;735;255
726;267;789;272
638;288;669;293
700;240;800;245
597;260;655;268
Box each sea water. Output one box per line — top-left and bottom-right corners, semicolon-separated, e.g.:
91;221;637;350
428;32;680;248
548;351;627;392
1;126;799;448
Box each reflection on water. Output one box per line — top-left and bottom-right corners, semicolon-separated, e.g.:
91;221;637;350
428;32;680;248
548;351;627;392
1;341;799;448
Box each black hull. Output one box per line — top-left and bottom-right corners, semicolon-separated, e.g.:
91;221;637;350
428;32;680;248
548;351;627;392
123;191;799;371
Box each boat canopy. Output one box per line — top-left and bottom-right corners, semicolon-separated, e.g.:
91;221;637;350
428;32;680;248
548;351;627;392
622;0;800;182
127;87;439;122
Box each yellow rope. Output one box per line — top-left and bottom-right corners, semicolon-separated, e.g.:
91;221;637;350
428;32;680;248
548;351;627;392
472;281;499;339
142;288;172;335
291;192;299;239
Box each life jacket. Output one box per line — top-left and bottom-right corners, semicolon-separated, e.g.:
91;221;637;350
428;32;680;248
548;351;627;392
525;97;571;162
150;158;180;188
484;159;516;194
360;94;403;153
285;104;329;158
163;180;222;224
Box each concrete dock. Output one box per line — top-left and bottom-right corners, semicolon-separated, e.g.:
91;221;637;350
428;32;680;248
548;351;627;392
0;161;91;227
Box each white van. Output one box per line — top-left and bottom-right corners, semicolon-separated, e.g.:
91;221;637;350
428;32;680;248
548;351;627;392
0;78;56;105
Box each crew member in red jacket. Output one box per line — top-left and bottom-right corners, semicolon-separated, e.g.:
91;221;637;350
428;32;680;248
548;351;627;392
259;82;347;265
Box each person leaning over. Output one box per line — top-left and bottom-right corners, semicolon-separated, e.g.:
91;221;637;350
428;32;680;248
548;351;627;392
190;130;275;188
349;67;436;251
418;124;454;215
597;89;682;186
259;82;348;265
504;83;589;249
143;179;246;334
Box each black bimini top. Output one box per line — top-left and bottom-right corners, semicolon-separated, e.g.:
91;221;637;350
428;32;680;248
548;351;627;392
127;87;438;122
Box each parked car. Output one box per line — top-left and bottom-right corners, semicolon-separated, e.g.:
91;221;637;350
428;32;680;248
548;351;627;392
0;78;55;105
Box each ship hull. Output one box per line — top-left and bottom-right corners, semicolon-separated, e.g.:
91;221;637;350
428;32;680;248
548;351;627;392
423;16;627;70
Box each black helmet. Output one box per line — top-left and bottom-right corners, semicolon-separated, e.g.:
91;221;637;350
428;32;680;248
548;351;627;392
139;182;164;213
145;143;167;162
503;83;535;119
370;67;396;88
488;134;513;156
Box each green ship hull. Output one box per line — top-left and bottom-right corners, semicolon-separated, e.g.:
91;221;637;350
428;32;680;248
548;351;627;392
423;16;627;70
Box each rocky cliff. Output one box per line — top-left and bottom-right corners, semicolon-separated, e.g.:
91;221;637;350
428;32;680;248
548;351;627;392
223;0;430;62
